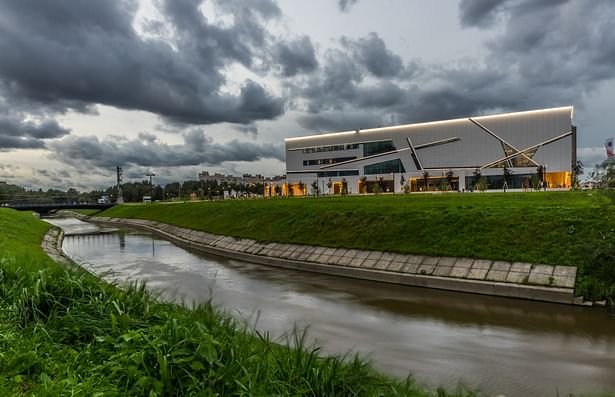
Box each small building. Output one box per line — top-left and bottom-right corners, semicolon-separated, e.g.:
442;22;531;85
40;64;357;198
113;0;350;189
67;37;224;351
283;106;576;195
198;171;264;186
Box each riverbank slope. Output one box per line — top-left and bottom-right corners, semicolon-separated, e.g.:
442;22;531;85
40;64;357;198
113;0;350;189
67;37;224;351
0;208;471;396
97;191;615;302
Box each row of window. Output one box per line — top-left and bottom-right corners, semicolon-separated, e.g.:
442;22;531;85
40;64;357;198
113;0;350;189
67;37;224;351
301;143;359;154
302;156;356;166
317;170;360;177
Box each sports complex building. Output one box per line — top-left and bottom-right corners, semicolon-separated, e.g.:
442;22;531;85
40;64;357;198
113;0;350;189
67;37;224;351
267;106;576;196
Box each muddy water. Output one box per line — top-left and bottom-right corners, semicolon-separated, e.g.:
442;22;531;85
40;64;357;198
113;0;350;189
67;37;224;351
47;217;615;397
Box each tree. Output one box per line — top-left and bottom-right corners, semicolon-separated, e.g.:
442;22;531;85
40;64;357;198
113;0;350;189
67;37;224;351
445;169;454;191
472;168;482;192
591;158;615;188
572;160;584;189
477;177;488;192
536;165;545;184
503;166;512;192
422;171;430;191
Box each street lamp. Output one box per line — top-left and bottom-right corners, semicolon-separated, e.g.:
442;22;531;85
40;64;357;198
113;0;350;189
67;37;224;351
146;172;155;199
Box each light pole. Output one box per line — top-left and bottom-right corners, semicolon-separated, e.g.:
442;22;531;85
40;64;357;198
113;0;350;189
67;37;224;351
146;172;155;200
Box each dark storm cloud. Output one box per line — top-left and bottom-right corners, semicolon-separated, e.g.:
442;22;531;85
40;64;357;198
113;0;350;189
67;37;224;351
458;0;508;28
0;118;69;140
343;33;404;77
456;0;615;112
289;34;419;130
338;0;359;12
35;168;72;184
273;36;318;77
49;130;284;169
0;97;71;149
234;124;258;137
291;1;615;132
297;48;363;113
0;136;44;150
297;111;383;133
0;0;284;125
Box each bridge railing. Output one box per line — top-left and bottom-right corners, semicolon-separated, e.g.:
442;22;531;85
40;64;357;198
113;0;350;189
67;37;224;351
1;203;115;211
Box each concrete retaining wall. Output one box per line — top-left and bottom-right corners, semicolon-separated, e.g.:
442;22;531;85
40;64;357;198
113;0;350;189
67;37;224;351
79;215;576;305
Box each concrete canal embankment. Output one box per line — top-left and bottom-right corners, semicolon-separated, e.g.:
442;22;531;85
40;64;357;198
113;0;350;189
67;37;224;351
67;214;577;305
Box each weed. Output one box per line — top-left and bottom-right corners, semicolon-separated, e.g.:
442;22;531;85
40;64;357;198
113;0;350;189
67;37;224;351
0;208;470;396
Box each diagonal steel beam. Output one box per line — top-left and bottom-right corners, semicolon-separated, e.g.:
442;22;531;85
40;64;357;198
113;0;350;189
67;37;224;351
468;118;540;167
480;131;572;169
406;138;423;170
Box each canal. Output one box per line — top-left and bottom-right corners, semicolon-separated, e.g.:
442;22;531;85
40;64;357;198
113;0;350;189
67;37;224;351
47;217;615;397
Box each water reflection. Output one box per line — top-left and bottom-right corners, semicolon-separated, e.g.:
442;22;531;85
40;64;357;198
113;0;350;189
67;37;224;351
46;217;615;397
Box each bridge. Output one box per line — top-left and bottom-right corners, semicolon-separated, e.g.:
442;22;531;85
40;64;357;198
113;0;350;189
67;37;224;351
1;202;115;214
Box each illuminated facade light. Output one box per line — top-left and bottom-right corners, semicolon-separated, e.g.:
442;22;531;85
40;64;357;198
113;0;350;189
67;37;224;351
285;106;576;194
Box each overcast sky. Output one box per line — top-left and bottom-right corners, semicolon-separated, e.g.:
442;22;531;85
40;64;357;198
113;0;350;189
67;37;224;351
0;0;613;190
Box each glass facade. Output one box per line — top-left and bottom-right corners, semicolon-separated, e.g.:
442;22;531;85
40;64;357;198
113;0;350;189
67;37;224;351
465;173;535;190
363;140;396;157
364;159;405;175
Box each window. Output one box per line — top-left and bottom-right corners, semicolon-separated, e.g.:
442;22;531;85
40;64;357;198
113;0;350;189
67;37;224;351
363;140;396;157
465;173;535;190
317;170;359;177
302;144;344;154
364;159;405;175
298;143;359;154
303;157;356;166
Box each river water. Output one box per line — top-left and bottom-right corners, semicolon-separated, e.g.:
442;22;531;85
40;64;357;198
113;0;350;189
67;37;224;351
46;217;615;397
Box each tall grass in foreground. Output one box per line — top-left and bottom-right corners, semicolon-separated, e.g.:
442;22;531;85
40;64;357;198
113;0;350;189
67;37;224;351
0;209;477;396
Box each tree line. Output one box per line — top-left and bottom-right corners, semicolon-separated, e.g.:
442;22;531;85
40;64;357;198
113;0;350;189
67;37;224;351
0;179;265;204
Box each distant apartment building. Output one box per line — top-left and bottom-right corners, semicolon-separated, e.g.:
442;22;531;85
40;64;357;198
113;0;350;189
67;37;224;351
198;171;264;185
281;106;576;195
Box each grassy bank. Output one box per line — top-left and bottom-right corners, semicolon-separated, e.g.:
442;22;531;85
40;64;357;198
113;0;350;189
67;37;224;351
98;191;615;302
0;208;473;396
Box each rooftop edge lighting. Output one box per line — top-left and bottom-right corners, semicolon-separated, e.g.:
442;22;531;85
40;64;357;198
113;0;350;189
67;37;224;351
285;106;573;143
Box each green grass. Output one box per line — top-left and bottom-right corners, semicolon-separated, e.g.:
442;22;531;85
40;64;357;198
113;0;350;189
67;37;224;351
98;191;615;301
0;208;476;396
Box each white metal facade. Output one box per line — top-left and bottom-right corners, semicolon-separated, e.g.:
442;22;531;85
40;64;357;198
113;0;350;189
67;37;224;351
284;106;575;194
